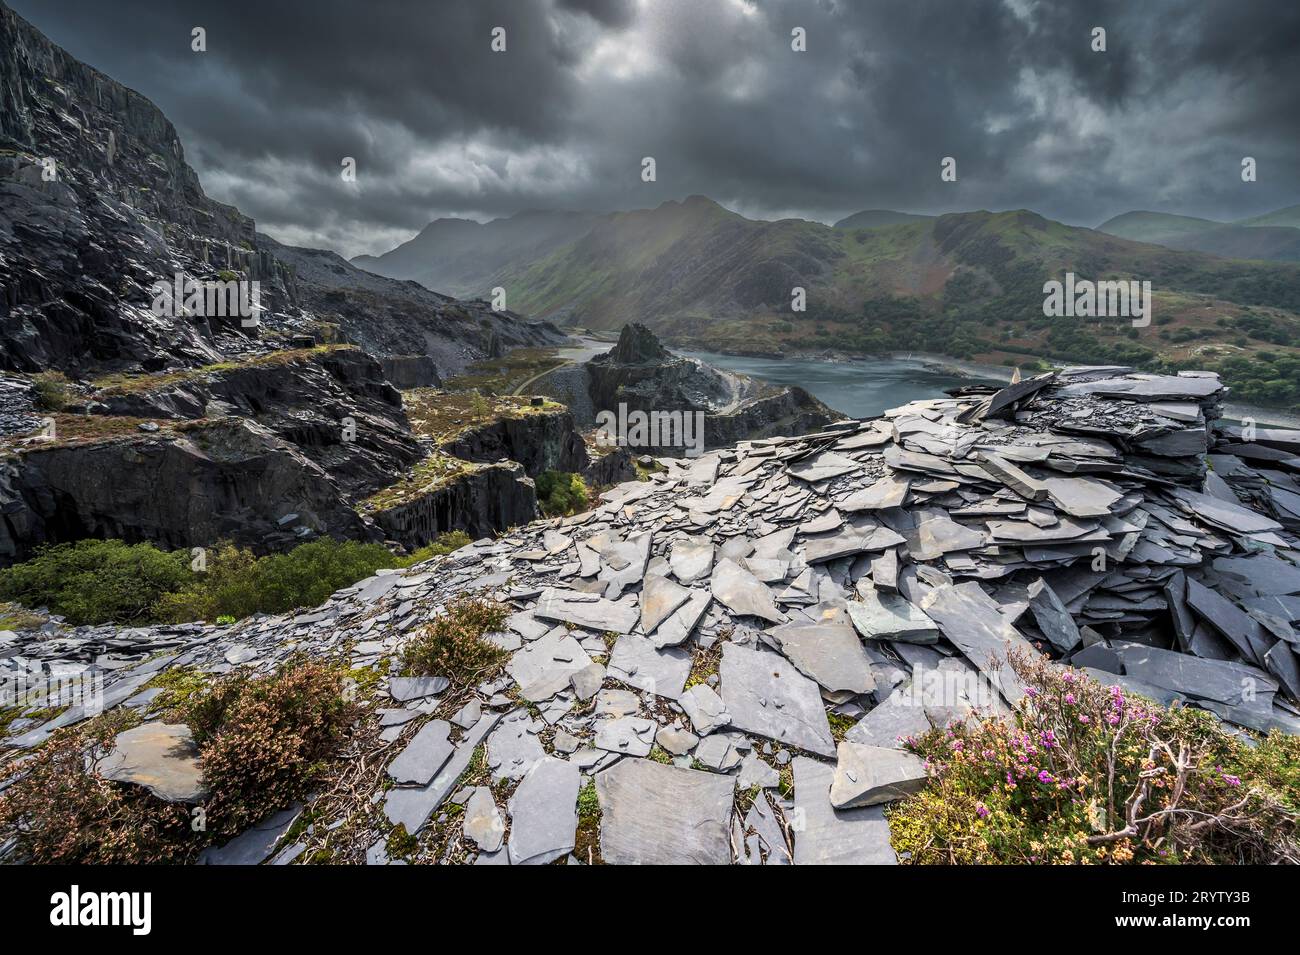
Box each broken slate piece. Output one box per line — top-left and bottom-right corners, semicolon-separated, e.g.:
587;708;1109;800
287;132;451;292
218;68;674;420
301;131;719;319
507;757;580;866
97;722;206;803
829;741;928;808
679;684;731;735
607;633;691;699
765;620;875;694
639;572;692;634
720;643;835;757
792;758;896;865
595;759;733;865
389;676;449;702
711;558;787;624
463;786;505;853
386;719;454;786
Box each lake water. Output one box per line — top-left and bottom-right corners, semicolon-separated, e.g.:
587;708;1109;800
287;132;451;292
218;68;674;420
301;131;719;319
678;350;1000;420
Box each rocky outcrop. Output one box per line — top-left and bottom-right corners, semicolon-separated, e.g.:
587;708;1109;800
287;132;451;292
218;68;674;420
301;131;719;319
86;347;423;499
541;324;844;456
366;461;538;548
0;418;369;562
439;405;588;477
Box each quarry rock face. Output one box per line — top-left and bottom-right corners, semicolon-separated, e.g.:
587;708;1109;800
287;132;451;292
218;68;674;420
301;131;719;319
0;2;563;379
5;366;1298;865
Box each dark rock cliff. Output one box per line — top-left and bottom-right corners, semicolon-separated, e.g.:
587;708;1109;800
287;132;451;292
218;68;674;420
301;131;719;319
0;2;567;379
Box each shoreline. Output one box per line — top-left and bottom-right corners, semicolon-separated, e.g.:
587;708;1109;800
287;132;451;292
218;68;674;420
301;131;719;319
664;339;1300;429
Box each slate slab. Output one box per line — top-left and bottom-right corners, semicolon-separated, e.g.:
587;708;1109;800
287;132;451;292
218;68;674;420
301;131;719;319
596;759;733;865
507;757;579;865
792;758;896;865
765;620;875;694
720;643;835;757
829;741;928;808
386;719;454;785
711;558;787;624
97;722;206;803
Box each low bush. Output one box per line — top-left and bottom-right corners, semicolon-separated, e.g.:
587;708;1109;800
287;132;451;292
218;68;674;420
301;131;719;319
0;660;359;863
0;537;400;626
888;653;1299;864
536;470;588;517
30;371;71;411
400;596;509;688
0;539;190;625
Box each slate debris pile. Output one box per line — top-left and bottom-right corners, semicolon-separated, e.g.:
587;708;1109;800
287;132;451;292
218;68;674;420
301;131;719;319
3;365;1299;865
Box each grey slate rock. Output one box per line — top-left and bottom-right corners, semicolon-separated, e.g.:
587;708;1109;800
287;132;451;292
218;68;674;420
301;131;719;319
386;719;454;785
720;643;835;757
596;759;733;865
792;758;896;865
507;757;580;865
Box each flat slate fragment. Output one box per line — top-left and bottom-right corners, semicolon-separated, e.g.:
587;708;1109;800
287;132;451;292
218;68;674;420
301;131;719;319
97;722;206;803
720;643;835;757
765;620;876;694
829;741;928;808
386;719;454;785
596;758;734;865
792;757;896;865
507;757;580;865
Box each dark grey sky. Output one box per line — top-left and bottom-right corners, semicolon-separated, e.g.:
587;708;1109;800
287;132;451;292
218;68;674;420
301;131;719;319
12;0;1300;257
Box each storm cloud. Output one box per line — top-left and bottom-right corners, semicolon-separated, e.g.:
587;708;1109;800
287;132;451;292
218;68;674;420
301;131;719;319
11;0;1300;256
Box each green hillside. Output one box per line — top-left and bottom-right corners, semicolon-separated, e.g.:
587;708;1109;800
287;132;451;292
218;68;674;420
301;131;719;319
1237;204;1300;228
488;200;1300;411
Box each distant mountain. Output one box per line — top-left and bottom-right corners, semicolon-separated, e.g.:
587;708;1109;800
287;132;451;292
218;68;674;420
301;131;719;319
1098;209;1300;262
444;197;1300;410
1236;204;1300;229
352;209;599;298
833;209;934;230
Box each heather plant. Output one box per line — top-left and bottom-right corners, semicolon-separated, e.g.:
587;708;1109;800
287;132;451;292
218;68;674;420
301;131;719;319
184;660;360;837
400;596;509;688
0;709;196;863
888;652;1299;864
0;660;359;863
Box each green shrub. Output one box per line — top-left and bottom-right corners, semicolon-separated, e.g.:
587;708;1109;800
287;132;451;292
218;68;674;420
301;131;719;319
400;596;509;688
888;653;1299;864
31;371;71;411
0;540;190;625
1;537;400;627
166;537;399;621
536;470;589;517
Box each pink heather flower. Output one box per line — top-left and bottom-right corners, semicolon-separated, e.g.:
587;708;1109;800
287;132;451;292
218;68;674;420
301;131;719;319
1107;713;1120;725
1024;687;1039;698
1037;770;1054;785
1078;714;1090;724
1223;774;1242;787
975;802;990;819
1064;693;1076;705
1063;672;1075;683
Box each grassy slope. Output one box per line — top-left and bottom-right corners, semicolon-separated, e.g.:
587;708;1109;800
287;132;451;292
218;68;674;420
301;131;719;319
451;198;1300;409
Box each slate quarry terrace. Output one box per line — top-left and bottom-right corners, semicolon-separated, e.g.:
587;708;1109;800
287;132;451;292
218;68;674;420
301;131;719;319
3;365;1299;865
